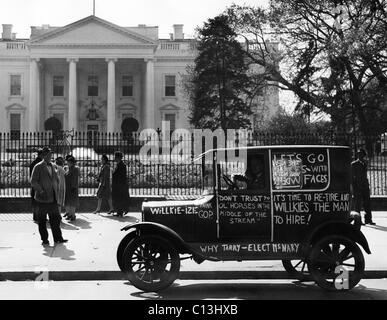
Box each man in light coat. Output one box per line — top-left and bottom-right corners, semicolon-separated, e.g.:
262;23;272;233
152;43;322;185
31;147;68;246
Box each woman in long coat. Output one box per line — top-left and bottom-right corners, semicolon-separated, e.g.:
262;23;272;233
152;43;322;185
55;157;66;214
112;152;130;217
92;155;114;214
64;156;79;221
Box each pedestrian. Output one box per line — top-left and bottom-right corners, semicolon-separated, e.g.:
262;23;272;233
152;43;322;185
112;151;130;217
64;156;79;222
351;148;376;226
92;154;114;215
29;148;43;222
54;157;66;215
30;147;68;246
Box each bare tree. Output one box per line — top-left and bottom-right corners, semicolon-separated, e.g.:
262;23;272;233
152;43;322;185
227;0;387;141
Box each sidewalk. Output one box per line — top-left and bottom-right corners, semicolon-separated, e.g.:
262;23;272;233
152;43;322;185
1;212;387;281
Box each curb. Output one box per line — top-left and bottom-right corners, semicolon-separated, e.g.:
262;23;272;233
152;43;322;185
1;270;387;282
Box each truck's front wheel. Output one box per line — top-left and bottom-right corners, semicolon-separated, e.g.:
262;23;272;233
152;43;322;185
123;235;180;292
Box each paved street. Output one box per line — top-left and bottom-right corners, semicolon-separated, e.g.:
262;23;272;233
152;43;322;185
1;211;387;300
1;212;387;275
1;279;387;300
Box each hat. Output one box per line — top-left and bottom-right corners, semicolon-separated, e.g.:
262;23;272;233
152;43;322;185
41;147;52;155
66;156;76;164
35;148;43;156
114;151;124;159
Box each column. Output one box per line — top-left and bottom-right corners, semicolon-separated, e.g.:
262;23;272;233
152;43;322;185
144;58;155;129
29;58;40;132
67;58;79;131
106;58;117;133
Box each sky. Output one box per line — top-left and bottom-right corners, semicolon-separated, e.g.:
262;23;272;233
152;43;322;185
0;0;269;39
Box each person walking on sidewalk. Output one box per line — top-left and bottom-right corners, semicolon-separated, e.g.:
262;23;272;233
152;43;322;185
112;152;130;217
30;148;43;223
30;147;68;246
55;157;66;216
64;156;79;222
351;148;376;226
93;155;114;215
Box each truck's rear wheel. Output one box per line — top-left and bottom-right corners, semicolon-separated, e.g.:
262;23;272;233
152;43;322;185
282;259;310;281
123;235;180;292
308;236;364;291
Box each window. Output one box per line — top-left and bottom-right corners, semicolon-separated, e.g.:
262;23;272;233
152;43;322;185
53;76;64;97
165;113;176;132
88;75;99;97
10;113;21;140
165;75;176;97
10;75;21;96
220;153;267;191
122;76;133;97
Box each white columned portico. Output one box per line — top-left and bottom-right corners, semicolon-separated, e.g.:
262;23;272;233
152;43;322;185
144;58;155;129
106;58;117;133
29;58;40;132
67;58;79;131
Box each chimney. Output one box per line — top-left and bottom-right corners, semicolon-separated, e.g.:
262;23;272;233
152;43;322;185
173;24;184;40
31;26;38;37
2;24;13;40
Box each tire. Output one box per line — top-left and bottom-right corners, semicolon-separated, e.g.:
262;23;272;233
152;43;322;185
122;235;180;292
282;259;310;281
308;236;365;291
116;232;136;272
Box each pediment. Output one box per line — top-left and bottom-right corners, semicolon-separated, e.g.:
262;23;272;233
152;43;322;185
30;16;156;47
160;103;181;111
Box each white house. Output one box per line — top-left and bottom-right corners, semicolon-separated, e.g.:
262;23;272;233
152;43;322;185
0;15;279;137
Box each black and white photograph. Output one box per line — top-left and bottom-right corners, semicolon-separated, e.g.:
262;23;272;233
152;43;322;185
0;0;387;307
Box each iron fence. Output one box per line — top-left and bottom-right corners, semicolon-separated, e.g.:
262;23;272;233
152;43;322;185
0;131;386;198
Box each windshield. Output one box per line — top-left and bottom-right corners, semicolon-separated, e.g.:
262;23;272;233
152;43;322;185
202;163;215;195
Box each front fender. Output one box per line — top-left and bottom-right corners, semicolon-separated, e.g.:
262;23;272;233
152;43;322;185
121;222;212;262
303;221;371;255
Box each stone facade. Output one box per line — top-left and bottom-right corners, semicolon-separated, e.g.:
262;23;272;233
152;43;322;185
0;15;279;135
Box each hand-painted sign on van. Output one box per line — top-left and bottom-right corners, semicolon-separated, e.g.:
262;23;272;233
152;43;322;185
272;149;330;191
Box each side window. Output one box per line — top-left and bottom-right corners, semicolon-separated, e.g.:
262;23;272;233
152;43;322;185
271;149;330;191
220;153;267;191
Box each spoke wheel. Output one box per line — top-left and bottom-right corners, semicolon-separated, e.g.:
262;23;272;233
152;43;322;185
309;236;364;291
123;235;180;292
117;232;136;272
282;259;310;281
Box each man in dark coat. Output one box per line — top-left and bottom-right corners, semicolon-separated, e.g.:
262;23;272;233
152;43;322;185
351;149;376;226
112;151;130;217
30;148;43;222
30;147;68;245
